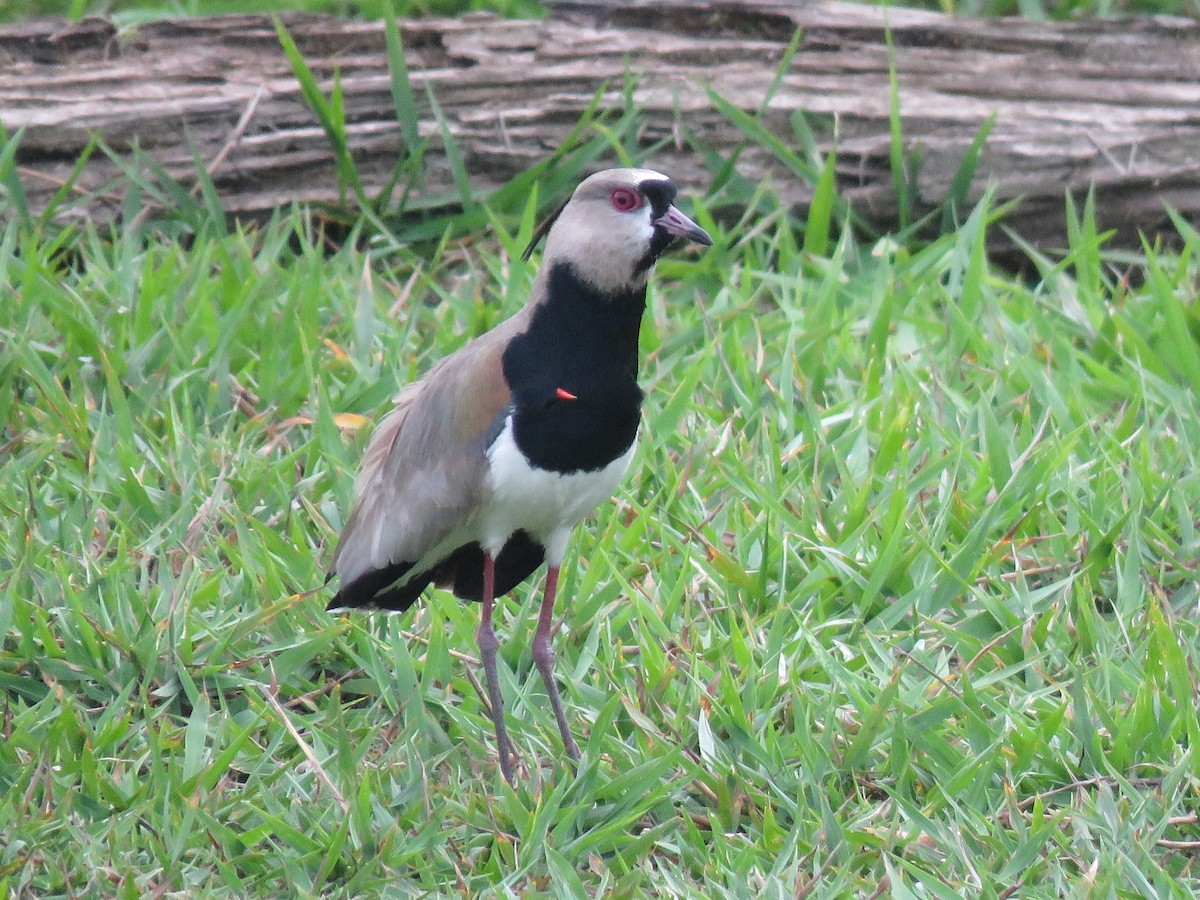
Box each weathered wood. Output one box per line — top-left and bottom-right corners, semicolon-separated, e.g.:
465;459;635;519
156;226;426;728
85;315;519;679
3;1;1200;251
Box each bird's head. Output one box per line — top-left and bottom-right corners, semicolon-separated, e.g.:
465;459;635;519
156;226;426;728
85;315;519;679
524;168;712;295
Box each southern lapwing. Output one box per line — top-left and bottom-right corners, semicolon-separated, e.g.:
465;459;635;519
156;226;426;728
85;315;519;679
327;168;712;782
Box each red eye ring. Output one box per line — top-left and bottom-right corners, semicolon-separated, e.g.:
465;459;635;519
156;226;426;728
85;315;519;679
610;188;643;213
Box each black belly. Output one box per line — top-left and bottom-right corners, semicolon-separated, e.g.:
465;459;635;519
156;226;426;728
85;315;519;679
511;389;641;473
501;260;648;474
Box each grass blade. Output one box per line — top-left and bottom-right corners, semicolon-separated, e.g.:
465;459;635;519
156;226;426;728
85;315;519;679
426;83;472;210
942;114;995;233
274;16;365;206
803;148;837;257
384;12;420;155
884;21;912;229
0;126;31;228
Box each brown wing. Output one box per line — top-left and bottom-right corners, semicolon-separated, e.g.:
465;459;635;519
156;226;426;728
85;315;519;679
329;313;526;594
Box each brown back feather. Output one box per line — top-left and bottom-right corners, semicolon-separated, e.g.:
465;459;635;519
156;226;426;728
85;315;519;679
330;310;533;588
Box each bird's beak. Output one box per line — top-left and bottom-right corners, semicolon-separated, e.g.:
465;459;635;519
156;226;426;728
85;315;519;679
652;204;712;246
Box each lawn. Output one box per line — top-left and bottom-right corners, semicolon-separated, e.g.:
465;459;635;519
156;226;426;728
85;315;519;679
3;1;1200;897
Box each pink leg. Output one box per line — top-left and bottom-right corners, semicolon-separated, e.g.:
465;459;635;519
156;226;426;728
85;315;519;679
531;566;581;762
475;553;515;783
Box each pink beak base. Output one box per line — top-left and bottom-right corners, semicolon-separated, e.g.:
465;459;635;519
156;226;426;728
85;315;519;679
653;205;713;246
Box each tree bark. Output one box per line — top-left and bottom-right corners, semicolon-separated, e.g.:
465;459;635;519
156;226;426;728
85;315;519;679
3;0;1199;252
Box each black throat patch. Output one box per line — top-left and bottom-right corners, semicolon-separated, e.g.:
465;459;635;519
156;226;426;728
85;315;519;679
635;177;680;275
501;262;646;473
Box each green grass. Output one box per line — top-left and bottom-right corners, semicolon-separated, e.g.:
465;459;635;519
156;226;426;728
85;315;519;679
3;170;1200;895
3;0;1200;889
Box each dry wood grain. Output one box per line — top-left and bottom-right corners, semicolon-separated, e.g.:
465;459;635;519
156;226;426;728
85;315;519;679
3;0;1200;251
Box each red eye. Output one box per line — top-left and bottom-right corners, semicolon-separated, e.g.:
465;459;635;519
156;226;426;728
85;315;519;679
610;188;643;212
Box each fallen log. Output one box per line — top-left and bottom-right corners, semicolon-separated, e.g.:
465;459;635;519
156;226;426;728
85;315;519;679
3;0;1200;252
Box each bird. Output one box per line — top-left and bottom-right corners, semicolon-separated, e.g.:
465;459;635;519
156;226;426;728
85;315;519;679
326;167;712;783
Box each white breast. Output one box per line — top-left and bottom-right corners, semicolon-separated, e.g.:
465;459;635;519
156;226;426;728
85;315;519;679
482;417;636;565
